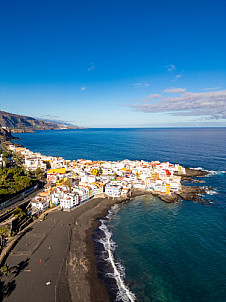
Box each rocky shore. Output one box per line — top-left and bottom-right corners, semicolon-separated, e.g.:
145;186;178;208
0;137;212;302
156;185;211;203
1;166;213;302
65;169;212;302
156;167;212;204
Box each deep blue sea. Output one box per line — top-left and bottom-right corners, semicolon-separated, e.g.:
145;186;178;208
16;128;226;302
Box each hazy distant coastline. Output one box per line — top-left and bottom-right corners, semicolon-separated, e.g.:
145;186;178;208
0;111;84;133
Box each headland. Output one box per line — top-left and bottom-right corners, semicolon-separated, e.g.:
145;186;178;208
0;142;214;302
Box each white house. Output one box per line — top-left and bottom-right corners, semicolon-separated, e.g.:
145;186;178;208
51;192;63;206
168;181;180;192
87;174;96;183
105;184;122;197
72;187;89;203
31;198;49;212
24;156;47;171
133;180;146;190
60;193;79;211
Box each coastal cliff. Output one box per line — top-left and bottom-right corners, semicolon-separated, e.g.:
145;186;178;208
0;111;83;133
0;128;18;142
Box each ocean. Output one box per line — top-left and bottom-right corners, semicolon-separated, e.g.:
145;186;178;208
16;128;226;302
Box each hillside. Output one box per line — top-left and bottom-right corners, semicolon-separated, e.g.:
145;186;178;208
0;128;18;142
0;111;82;133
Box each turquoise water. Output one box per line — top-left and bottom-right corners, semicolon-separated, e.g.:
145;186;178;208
108;194;225;301
16;128;226;301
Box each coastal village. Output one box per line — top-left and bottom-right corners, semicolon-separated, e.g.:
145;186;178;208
0;139;215;302
6;144;185;213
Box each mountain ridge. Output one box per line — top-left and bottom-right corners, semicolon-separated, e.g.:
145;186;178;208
0;111;83;133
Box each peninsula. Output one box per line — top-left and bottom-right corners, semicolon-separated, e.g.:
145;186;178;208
6;144;211;208
0;143;212;302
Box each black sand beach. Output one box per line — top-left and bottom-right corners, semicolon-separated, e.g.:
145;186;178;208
1;172;210;302
1;196;133;302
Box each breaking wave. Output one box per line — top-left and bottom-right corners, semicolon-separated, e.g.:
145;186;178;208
206;170;226;176
205;190;218;195
96;205;136;302
191;167;226;176
200;186;218;195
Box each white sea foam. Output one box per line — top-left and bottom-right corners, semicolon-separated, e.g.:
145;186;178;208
98;210;136;302
192;167;205;170
191;167;226;175
200;186;218;195
206;190;218;195
206;170;226;176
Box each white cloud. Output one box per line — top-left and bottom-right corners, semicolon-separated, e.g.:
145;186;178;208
80;86;86;91
175;74;183;78
202;87;221;91
147;94;162;100
164;87;186;93
88;62;95;71
141;94;162;103
133;82;150;88
128;90;226;119
167;64;176;72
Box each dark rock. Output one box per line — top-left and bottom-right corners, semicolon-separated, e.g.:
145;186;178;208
0;128;18;142
158;193;179;203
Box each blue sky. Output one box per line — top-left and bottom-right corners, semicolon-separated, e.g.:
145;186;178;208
0;0;225;127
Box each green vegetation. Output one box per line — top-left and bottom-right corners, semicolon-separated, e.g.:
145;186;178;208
1;151;11;165
33;167;44;178
13;206;26;218
0;225;9;236
0;167;35;202
0;264;10;276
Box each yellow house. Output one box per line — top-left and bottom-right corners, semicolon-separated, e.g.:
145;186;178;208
121;167;131;172
165;183;171;194
47;168;66;174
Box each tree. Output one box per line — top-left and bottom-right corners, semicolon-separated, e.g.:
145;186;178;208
34;168;44;178
15;176;32;189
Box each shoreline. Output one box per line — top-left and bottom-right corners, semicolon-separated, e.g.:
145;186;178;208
1;188;214;301
1;141;214;301
0;191;152;302
65;194;138;302
63;183;214;302
60;184;211;302
2;196;124;302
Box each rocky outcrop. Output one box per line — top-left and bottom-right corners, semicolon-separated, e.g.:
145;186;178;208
175;167;209;181
0;128;18;142
155;168;212;204
176;185;207;201
157;193;179;203
154;184;212;204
